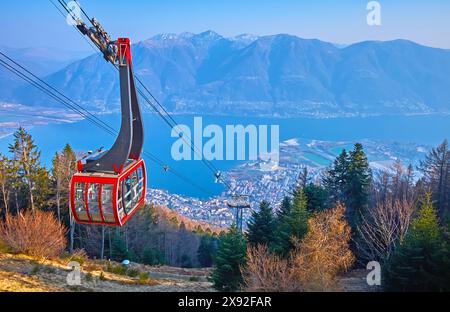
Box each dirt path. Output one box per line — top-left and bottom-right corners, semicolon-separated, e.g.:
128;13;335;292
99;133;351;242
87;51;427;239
338;269;379;292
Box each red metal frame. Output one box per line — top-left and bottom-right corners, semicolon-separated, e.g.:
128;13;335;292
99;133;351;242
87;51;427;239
70;159;147;227
117;38;132;65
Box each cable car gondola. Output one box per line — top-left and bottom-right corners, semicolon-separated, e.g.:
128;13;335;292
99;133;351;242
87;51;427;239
70;23;146;226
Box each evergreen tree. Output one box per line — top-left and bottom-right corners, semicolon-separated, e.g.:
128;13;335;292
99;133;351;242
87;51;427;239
323;144;372;229
0;154;12;215
289;188;310;241
273;189;309;257
111;231;135;261
34;167;51;210
323;149;350;204
277;196;291;219
212;225;247;291
303;183;329;212
52;144;77;222
197;234;217;267
345;143;372;228
9;157;23;214
297;166;309;189
246;201;275;246
180;254;193;268
384;195;450;291
142;247;165;265
8;127;49;211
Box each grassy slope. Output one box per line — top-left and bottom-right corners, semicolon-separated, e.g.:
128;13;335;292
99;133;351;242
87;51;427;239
0;252;214;292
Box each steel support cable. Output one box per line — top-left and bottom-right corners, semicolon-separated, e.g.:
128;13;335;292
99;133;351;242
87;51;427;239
134;75;221;174
57;0;225;185
49;1;219;197
0;59;115;136
73;0;92;22
51;0;236;195
110;62;220;176
0;51;116;135
49;0;101;55
0;54;212;197
112;64;226;184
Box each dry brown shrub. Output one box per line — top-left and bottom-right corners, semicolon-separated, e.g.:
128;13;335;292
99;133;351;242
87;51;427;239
0;210;67;259
242;244;298;292
356;195;414;262
290;204;354;291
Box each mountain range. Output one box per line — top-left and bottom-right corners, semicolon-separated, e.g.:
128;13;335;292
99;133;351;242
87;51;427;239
0;45;90;98
3;31;450;117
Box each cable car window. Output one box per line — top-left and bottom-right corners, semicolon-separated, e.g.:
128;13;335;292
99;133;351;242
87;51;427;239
136;166;144;203
137;166;144;191
117;181;125;219
74;182;89;221
123;175;133;214
102;184;115;223
137;166;143;183
88;183;102;222
130;170;140;211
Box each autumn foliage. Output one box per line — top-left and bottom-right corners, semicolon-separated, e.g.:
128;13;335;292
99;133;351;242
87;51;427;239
0;210;67;259
243;204;354;292
290;203;354;291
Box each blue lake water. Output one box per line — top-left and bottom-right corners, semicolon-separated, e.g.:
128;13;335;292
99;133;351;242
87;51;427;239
1;114;449;199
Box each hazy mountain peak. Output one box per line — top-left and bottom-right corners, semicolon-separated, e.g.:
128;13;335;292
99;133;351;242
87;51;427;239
146;31;224;47
231;34;259;44
151;33;180;41
179;32;195;39
8;33;450;118
195;30;221;40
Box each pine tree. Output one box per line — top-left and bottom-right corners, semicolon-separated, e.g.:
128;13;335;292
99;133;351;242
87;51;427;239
246;201;275;246
303;183;329;212
52;144;77;222
384;194;450;291
297;166;309;189
272;196;292;256
0;154;12;215
34;167;51;210
277;196;291;219
323;149;350;204
9;159;23;214
289;188;310;240
8;127;49;212
212;225;247;291
273;189;309;257
345;143;372;228
142;247;165;265
197;234;218;267
111;231;135;261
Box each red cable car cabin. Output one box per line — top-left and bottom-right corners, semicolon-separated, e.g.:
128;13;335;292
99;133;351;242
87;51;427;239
70;159;146;226
70;26;147;227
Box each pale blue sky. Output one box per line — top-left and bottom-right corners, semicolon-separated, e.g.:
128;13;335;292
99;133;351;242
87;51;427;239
1;0;450;51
